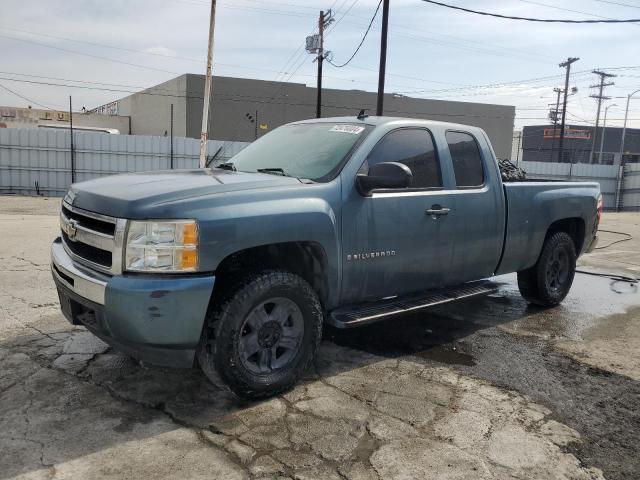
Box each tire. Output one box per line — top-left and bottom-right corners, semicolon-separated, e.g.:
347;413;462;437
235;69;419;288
198;270;323;400
517;231;576;307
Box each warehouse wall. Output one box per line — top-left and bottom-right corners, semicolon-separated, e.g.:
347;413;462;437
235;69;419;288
186;74;515;159
114;74;515;159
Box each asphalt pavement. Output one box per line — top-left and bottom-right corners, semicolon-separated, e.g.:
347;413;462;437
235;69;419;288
1;195;638;480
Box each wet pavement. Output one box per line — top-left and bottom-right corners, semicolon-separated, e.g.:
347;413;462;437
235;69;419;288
1;195;639;480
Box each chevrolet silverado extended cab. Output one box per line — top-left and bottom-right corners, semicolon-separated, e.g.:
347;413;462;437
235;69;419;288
52;116;602;399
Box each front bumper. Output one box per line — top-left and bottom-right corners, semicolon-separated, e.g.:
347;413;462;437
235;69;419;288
51;238;215;368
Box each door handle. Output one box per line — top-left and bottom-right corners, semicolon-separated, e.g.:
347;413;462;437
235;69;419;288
426;205;450;217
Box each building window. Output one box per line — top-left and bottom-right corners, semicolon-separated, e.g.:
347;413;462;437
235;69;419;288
623;154;640;164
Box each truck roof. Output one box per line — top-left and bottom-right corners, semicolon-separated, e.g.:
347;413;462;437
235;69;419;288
293;115;484;133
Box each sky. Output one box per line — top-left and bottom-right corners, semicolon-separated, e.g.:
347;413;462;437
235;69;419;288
1;0;640;130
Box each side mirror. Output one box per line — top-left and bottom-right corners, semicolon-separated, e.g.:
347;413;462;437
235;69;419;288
356;161;413;196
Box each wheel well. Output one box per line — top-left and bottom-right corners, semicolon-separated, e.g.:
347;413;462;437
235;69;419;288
213;242;330;309
545;218;585;253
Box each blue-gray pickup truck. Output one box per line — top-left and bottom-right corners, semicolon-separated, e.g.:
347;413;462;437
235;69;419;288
52;116;602;398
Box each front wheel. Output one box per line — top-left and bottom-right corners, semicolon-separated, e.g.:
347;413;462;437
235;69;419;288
517;231;576;307
198;270;323;400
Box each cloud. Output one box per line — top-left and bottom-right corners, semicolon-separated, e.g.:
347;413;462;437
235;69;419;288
145;46;177;57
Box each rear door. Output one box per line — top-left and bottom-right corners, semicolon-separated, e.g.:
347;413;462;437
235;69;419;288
442;130;505;284
340;127;458;303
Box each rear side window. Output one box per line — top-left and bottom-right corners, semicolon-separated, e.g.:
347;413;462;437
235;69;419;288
366;128;442;188
446;131;484;187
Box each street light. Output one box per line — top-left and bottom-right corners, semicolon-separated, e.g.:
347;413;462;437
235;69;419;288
619;89;640;164
598;103;617;164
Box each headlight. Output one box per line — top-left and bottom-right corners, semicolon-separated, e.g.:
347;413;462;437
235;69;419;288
125;220;198;272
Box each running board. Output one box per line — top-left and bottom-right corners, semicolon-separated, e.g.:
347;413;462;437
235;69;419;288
329;280;499;328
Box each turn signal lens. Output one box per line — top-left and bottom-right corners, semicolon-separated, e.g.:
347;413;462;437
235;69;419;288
180;248;198;270
182;222;198;246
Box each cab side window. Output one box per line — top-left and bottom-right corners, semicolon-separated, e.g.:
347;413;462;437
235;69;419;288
365;129;442;189
446;131;484;187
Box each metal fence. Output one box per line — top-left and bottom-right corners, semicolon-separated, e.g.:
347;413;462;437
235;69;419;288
2;128;639;211
621;163;640;211
0;128;249;197
522;161;620;210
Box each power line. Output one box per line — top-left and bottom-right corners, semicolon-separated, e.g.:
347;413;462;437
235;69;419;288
593;0;640;9
419;0;640;23
518;0;638;25
0;75;524;119
327;0;382;68
0;82;56;109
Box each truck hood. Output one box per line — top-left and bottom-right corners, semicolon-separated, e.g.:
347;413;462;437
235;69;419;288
65;169;303;218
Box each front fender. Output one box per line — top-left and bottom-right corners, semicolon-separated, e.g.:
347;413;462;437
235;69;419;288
197;196;341;305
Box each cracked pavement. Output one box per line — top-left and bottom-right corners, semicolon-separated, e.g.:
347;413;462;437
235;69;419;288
1;195;639;480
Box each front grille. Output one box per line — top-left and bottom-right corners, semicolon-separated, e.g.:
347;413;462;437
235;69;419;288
62;231;112;267
60;201;124;274
61;205;115;235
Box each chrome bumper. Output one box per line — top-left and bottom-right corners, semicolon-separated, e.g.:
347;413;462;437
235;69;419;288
51;238;107;305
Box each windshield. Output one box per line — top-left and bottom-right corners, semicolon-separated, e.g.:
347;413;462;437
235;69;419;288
227;122;371;182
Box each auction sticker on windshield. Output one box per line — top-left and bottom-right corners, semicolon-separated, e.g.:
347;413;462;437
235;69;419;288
330;125;365;135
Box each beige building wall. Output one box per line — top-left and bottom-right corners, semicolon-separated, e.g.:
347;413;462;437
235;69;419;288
0;106;130;134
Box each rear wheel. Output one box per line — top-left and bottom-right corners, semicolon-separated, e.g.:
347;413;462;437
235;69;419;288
517;231;576;307
198;270;322;400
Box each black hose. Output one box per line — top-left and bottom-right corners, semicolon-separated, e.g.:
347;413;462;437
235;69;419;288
575;269;638;284
594;230;633;250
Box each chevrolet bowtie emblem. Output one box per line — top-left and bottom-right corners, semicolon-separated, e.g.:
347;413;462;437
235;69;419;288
63;218;79;241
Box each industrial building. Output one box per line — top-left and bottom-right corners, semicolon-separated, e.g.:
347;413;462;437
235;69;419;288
519;124;640;166
97;74;515;158
0;106;129;134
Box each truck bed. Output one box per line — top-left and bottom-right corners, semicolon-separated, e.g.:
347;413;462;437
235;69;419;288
496;181;600;275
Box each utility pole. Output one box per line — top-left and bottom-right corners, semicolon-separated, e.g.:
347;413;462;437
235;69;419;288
598;103;617;164
619;89;640;165
558;57;579;163
616;89;640;211
317;11;325;118
170;103;174;169
306;10;333;118
549;87;563;162
69;95;75;184
376;0;390;116
588;70;616;164
199;0;217;168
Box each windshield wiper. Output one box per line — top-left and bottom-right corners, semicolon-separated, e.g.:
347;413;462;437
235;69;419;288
257;167;287;177
216;162;236;171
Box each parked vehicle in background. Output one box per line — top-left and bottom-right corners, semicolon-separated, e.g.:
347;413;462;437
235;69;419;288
51;116;601;399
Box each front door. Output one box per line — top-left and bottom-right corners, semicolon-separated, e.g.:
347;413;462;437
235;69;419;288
340;127;458;304
442;130;504;285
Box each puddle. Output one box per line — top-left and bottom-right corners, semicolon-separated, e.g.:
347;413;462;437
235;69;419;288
327;271;640;357
415;344;476;366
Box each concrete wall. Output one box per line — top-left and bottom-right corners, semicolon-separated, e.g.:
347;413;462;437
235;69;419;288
0;106;130;134
117;76;189;138
116;74;515;159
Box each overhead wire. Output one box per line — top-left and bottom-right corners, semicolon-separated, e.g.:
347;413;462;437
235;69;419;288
0;82;56;109
327;0;382;68
419;0;640;23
